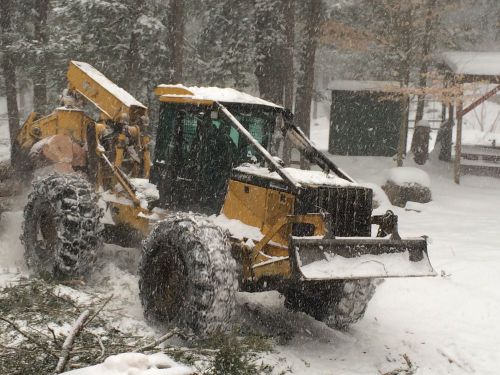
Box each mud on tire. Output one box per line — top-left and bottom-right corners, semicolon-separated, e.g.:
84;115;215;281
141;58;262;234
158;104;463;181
22;173;103;278
139;213;238;336
284;279;376;330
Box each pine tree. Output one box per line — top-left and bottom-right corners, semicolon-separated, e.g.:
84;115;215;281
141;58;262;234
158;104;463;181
254;0;287;104
195;0;255;89
0;0;21;156
295;0;323;149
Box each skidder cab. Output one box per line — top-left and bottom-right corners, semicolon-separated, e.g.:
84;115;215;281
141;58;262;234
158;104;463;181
15;62;435;337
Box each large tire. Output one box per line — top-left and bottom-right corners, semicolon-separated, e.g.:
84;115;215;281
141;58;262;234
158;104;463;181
21;173;103;278
284;279;376;330
139;213;238;336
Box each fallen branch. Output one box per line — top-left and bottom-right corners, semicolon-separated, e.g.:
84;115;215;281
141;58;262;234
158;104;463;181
138;329;181;352
84;294;114;328
437;348;474;373
89;332;106;361
163;346;219;356
381;354;416;375
0;317;58;359
54;310;90;374
47;326;61;349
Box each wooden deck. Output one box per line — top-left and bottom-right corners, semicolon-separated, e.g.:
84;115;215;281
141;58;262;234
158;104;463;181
460;145;500;177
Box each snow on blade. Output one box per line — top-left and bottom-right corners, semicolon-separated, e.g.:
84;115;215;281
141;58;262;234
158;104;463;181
61;352;194;375
298;250;435;279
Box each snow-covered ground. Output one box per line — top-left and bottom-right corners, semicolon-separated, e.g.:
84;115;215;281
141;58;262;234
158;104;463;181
1;100;500;374
2;155;499;374
63;353;193;375
258;155;500;374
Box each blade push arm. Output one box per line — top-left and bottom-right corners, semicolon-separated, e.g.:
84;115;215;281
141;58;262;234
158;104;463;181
281;110;354;182
217;102;302;192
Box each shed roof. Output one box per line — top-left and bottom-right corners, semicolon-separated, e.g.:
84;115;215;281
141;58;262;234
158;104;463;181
329;80;401;92
441;51;500;76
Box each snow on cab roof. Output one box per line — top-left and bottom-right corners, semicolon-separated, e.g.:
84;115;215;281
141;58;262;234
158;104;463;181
441;51;500;76
71;61;146;108
155;84;283;108
329;80;400;92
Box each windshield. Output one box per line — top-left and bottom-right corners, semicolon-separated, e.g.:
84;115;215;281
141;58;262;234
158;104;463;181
153;103;278;167
153;102;351;193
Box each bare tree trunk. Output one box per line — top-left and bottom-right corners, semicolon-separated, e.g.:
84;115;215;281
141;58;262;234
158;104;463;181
283;0;295;110
168;0;185;82
414;0;437;123
123;0;144;92
254;0;286;104
282;0;295;165
33;0;49;113
295;0;322;169
0;0;20;158
123;31;139;92
396;4;413;167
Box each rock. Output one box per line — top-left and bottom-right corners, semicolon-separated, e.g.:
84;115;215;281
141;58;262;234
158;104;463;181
382;167;432;207
382;181;432;207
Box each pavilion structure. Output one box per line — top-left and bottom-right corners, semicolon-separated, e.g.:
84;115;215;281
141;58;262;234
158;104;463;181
438;51;500;183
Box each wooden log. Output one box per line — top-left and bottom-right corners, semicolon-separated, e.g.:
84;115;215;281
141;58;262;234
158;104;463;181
454;99;463;184
29;135;74;169
72;142;86;168
54;310;90;374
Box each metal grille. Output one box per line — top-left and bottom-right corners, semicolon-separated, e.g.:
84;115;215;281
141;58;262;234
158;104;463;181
318;187;372;237
295;186;372;237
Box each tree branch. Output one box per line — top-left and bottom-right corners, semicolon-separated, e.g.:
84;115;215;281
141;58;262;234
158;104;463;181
54;310;90;374
0;316;58;359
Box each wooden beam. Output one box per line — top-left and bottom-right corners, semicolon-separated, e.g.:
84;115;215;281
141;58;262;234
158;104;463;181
458;84;500;117
396;95;409;167
454;98;463;184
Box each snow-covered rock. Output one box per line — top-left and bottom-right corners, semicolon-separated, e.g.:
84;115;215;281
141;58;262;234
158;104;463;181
385;167;431;188
382;167;432;207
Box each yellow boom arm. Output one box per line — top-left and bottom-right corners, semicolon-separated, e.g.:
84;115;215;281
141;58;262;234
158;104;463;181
67;61;147;125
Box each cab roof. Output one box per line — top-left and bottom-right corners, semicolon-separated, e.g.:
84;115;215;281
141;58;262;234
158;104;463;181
154;84;283;109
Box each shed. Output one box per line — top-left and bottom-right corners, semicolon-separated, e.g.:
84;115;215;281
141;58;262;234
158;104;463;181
438;51;500;182
328;80;402;156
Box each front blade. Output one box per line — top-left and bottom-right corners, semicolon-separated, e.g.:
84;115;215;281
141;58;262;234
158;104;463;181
291;237;436;280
